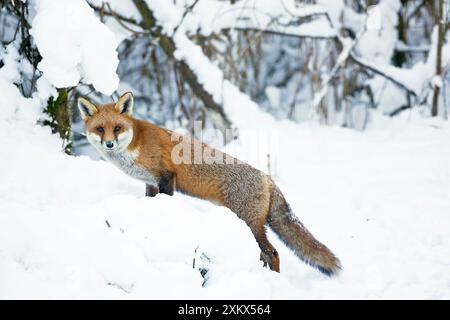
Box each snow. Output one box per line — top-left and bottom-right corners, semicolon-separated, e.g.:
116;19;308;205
265;86;281;109
30;0;120;95
353;2;450;108
145;0;336;38
432;75;443;88
357;0;401;64
2;0;450;300
160;15;274;131
360;25;450;103
1;91;450;298
88;0;141;22
138;0;281;134
0;44;54;125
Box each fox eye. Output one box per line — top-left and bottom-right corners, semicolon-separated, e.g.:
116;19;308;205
114;125;122;132
96;127;104;133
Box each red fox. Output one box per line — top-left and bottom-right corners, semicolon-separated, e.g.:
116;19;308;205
77;92;341;276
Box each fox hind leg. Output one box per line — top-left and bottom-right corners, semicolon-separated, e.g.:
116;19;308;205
221;169;279;270
249;224;280;272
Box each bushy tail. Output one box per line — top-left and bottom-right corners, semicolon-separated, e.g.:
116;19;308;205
268;184;341;276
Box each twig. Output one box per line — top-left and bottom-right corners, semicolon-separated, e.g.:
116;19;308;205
87;1;142;26
104;2;149;36
173;62;191;121
173;0;200;34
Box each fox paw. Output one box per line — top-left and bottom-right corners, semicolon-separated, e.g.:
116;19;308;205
260;249;280;272
145;184;159;197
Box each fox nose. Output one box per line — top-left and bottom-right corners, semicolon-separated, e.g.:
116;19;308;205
105;141;115;149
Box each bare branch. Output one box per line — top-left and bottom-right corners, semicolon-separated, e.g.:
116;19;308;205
132;0;232;127
173;0;200;34
104;2;149;36
348;53;417;97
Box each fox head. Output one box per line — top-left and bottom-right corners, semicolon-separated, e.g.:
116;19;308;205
77;92;135;153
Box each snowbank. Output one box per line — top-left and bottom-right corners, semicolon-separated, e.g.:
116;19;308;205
1;106;450;298
1;0;449;300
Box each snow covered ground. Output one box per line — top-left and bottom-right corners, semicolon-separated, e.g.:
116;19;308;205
1;0;449;301
1;109;449;299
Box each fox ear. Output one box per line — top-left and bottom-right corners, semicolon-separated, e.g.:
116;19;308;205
77;97;98;120
115;92;134;116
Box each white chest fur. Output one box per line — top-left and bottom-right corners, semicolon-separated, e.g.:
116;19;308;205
98;148;157;186
86;130;157;186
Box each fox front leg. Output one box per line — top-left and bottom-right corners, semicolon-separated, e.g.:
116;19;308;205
145;172;175;197
158;172;175;196
145;184;159;197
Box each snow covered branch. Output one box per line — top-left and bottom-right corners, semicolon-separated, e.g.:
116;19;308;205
348;54;417;96
131;0;232;128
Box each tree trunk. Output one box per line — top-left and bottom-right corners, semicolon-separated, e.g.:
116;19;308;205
431;0;444;117
392;1;408;67
43;88;72;154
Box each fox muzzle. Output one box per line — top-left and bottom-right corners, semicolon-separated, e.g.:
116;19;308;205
104;140;116;150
